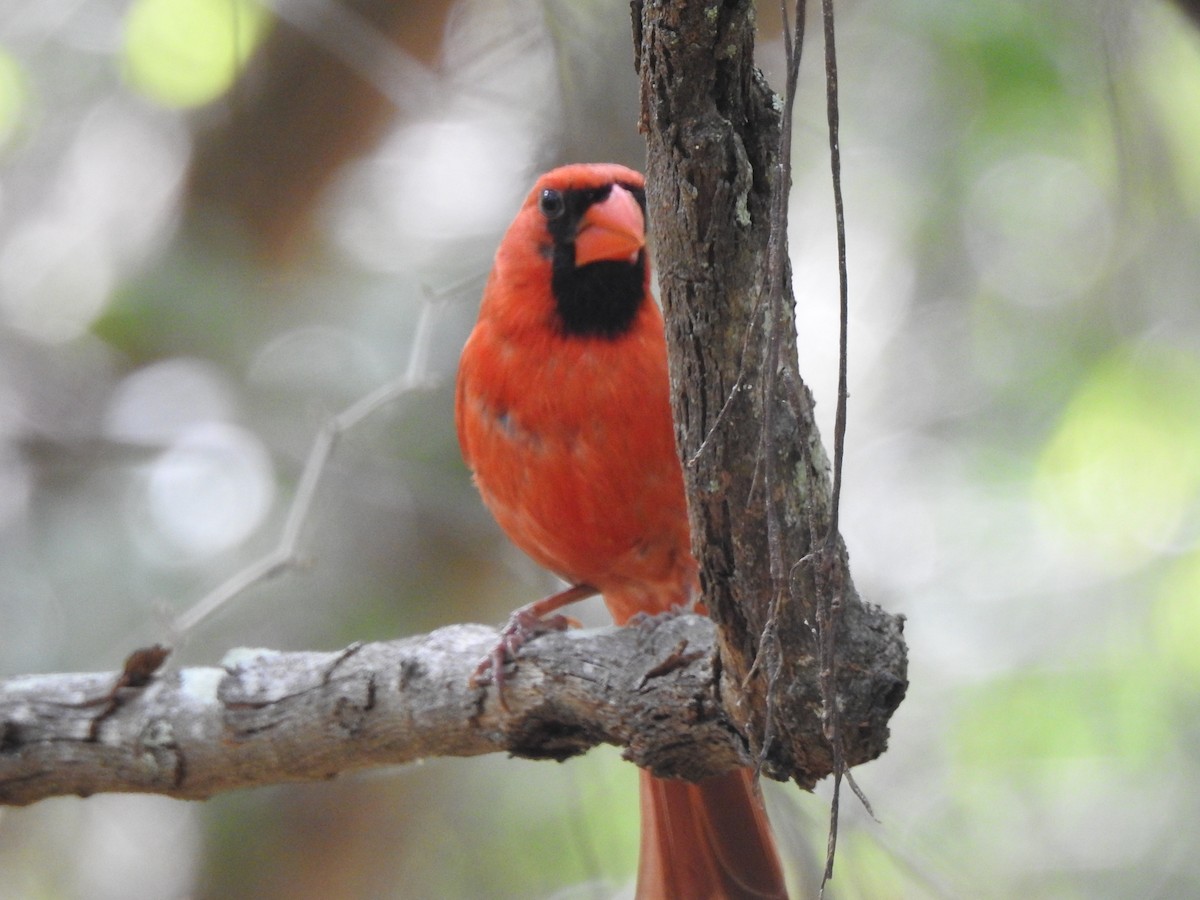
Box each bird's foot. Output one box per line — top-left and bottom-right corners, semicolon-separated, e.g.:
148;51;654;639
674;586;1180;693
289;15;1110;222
470;584;596;711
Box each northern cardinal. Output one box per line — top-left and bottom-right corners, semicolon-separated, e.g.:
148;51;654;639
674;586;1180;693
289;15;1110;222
456;163;788;899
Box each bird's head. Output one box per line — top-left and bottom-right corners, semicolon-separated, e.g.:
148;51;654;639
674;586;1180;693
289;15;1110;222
497;164;650;340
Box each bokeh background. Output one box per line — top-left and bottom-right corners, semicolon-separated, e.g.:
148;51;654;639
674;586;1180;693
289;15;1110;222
2;0;1200;897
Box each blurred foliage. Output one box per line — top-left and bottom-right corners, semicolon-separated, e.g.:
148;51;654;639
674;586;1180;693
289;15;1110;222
1035;346;1200;565
0;47;25;150
1155;548;1200;681
123;0;268;107
2;0;1200;898
1140;13;1200;208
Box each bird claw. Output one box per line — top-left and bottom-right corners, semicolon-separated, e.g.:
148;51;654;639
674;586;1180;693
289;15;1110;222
470;609;578;710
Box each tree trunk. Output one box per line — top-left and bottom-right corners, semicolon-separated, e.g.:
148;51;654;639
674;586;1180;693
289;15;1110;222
635;0;907;787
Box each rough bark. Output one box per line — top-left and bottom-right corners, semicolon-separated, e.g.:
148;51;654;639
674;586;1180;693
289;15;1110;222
635;0;907;787
1;615;751;807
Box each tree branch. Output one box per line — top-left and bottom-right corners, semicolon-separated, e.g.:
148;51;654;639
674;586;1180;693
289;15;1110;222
1;615;754;807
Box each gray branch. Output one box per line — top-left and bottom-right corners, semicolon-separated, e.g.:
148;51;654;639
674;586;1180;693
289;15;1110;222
1;614;753;807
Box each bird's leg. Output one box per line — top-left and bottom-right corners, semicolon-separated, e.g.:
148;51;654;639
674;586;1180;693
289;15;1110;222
471;583;598;710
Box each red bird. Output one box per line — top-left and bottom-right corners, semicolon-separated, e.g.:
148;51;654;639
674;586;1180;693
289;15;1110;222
456;163;788;899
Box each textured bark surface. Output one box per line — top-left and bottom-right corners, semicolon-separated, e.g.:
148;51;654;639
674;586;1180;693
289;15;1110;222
635;0;907;787
1;616;752;807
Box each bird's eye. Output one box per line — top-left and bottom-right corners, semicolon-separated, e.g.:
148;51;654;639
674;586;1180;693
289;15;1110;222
538;189;565;220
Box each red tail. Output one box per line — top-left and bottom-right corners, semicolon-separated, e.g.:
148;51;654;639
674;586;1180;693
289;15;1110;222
636;768;789;899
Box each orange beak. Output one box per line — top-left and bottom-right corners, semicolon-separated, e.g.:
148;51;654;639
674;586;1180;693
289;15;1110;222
574;184;645;267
